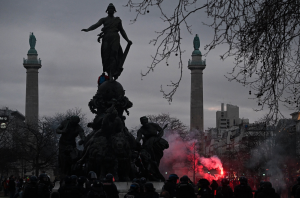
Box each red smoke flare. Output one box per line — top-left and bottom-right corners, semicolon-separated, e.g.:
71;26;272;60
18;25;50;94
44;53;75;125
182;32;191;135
159;133;224;182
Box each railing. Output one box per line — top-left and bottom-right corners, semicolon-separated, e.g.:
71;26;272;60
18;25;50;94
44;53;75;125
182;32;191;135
188;59;206;65
23;58;41;65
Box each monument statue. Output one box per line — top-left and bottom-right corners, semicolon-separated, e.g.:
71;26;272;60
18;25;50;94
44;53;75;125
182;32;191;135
81;3;132;80
56;116;86;176
136;116;169;181
57;4;168;181
29;32;37;49
193;34;200;50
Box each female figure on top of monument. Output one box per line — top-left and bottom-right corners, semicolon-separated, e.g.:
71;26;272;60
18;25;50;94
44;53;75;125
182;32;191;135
82;3;132;80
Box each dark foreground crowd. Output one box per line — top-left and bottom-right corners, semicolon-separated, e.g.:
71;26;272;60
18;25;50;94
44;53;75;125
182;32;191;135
2;172;300;198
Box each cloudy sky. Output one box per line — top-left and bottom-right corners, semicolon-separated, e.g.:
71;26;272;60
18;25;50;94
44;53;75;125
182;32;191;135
0;0;291;130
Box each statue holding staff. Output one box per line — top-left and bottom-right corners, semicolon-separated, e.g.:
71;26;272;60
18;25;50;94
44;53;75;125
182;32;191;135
82;3;132;80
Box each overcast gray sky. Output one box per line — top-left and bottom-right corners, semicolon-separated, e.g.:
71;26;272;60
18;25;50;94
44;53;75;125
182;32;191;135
0;0;292;130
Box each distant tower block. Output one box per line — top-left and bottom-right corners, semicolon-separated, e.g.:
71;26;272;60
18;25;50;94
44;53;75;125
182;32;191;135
23;33;42;124
188;34;206;131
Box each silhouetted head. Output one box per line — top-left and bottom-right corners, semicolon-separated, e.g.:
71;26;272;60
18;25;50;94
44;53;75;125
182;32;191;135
140;177;147;184
105;173;114;182
130;183;140;192
106;3;116;14
29;176;38;184
70;116;80;125
88;171;97;180
221;178;229;186
140;116;148;125
239;176;247;185
145;182;155;192
168;174;179;183
263;181;272;188
180;176;189;183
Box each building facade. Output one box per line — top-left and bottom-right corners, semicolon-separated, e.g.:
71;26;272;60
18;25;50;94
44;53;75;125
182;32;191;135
216;103;249;129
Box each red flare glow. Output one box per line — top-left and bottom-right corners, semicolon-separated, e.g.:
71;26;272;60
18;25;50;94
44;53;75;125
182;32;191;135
159;134;225;182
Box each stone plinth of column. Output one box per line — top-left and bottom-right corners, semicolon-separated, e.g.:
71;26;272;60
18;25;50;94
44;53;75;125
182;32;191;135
23;33;42;125
188;34;206;131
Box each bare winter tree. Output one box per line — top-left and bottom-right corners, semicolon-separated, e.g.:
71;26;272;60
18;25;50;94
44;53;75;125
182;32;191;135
131;113;188;138
13;118;58;176
0;116;22;175
43;107;91;135
0;108;90;176
125;0;300;122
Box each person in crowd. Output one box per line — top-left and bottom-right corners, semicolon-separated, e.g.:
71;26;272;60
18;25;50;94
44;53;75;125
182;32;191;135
13;178;24;198
37;173;51;198
176;176;196;198
197;178;212;198
70;175;78;186
58;176;82;198
254;181;265;198
86;171;98;192
291;176;300;198
140;177;147;197
162;174;179;198
210;180;218;197
215;178;233;198
102;173;119;198
132;178;141;186
124;183;142;198
77;176;88;197
23;176;39;198
87;180;107;198
256;181;280;198
273;179;282;197
2;177;9;196
143;182;159;198
233;176;253;198
8;175;16;198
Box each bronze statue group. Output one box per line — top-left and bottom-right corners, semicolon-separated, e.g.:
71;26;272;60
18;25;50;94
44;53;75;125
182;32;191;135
56;3;169;182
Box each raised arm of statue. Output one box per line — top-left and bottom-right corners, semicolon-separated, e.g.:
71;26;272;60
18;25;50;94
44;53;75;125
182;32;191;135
82;18;104;32
156;123;168;138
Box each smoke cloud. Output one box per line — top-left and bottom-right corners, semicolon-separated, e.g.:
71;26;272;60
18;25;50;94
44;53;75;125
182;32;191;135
160;131;224;182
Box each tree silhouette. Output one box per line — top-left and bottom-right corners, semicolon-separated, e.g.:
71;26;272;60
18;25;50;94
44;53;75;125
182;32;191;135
125;0;300;122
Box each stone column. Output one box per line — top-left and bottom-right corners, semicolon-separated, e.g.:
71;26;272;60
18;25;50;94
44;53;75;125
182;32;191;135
188;34;206;131
23;33;42;125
